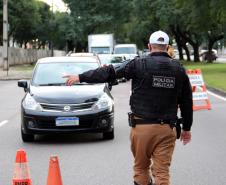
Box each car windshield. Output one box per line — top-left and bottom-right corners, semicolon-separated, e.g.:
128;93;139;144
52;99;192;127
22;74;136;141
32;62;99;86
114;47;136;54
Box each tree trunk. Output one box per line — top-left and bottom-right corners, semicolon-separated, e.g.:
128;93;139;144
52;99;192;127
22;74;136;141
207;38;214;63
193;44;200;62
67;40;74;52
13;38;15;47
38;42;42;49
24;41;27;49
207;33;224;63
183;45;191;61
170;25;184;60
177;27;200;62
178;44;184;60
180;36;191;61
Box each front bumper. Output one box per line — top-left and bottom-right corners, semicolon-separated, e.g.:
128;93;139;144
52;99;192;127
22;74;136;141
21;109;114;135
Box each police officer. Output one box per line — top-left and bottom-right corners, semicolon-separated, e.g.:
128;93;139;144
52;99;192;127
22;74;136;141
63;30;193;185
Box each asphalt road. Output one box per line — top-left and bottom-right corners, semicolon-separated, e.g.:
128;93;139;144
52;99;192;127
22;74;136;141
0;80;226;185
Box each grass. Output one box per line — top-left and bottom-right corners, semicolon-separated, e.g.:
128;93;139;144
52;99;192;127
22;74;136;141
182;62;226;92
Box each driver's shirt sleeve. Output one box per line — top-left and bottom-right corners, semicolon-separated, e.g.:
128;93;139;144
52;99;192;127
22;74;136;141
79;59;136;83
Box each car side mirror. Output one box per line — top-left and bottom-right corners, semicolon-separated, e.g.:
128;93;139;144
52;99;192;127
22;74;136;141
18;80;29;92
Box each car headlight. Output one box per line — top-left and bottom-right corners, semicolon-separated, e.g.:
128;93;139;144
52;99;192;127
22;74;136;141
23;94;42;111
92;93;113;111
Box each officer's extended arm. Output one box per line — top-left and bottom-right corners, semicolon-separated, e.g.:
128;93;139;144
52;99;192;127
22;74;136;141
64;59;135;85
79;65;116;83
79;59;134;83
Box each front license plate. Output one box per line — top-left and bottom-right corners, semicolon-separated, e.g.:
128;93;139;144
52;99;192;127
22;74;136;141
56;117;79;126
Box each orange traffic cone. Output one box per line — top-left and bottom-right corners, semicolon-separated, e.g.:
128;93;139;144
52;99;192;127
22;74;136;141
12;149;32;185
46;156;63;185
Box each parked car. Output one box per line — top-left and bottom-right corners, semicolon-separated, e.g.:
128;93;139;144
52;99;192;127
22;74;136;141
18;56;114;142
200;49;218;61
98;54;125;66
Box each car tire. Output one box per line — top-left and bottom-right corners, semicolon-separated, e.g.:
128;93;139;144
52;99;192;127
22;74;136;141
21;130;34;142
103;129;114;140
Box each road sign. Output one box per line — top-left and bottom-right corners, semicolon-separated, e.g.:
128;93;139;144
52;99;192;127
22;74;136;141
187;69;211;111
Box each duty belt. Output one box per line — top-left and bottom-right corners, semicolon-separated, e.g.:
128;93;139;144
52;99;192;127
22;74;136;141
134;116;176;125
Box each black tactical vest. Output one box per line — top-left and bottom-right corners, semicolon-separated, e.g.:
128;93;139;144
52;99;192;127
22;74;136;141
130;55;184;121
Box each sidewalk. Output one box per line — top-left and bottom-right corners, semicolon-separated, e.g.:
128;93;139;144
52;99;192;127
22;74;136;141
0;67;32;80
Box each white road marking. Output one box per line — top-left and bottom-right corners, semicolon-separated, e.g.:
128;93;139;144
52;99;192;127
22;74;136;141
0;120;8;127
207;90;226;101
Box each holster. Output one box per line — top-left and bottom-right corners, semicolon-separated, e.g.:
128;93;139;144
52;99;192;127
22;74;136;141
175;118;183;139
128;112;136;127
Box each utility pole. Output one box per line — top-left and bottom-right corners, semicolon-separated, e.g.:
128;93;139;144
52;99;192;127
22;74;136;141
3;0;9;74
51;0;54;56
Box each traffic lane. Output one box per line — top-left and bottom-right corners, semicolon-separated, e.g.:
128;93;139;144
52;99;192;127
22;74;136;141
172;93;226;185
0;81;24;122
1;80;226;184
0;81;133;185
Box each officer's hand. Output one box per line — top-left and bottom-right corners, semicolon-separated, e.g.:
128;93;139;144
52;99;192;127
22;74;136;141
180;130;191;145
63;75;80;86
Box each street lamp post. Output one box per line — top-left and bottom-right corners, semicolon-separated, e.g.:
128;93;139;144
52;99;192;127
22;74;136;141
3;0;9;74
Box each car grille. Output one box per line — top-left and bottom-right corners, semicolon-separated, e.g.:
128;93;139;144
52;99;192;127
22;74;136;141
36;118;94;129
40;102;96;112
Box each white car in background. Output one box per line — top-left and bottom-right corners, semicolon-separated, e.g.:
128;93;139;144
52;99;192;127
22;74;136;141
98;54;125;66
98;54;127;82
114;44;138;60
200;49;218;61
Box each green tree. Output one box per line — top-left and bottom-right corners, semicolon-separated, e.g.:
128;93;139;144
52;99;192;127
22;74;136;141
0;0;54;48
63;0;131;51
8;0;41;47
176;0;225;62
127;0;160;49
52;12;76;51
34;1;52;49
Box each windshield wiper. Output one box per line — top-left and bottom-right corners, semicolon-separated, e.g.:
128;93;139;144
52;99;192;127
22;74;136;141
38;83;98;86
38;83;65;86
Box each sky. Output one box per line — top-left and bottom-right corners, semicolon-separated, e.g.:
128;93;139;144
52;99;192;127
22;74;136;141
39;0;68;12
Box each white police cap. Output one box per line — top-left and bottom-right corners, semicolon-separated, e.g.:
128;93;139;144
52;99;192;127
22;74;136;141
149;30;169;45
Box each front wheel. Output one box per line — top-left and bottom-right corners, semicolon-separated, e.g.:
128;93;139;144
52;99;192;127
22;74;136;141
103;129;114;140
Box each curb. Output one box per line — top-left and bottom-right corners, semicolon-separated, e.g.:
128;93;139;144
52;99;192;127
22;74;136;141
207;86;226;98
0;77;31;81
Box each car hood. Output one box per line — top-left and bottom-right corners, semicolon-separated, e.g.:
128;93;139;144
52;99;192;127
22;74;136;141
29;84;106;104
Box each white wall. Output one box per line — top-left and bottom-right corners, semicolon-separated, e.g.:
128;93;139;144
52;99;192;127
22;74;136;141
0;47;66;67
